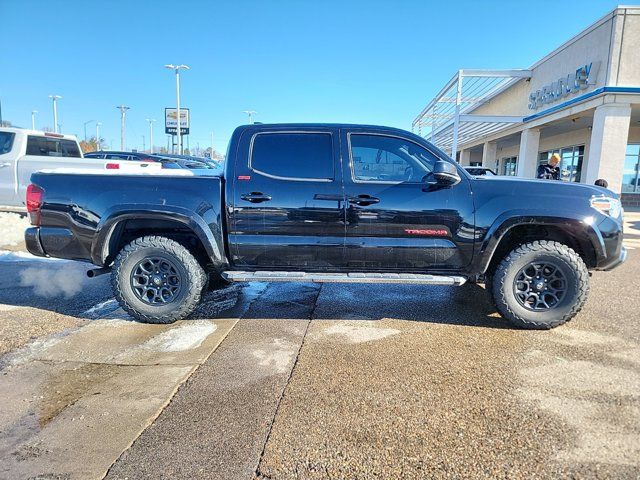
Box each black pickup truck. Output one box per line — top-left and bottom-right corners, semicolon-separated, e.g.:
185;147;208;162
25;124;626;329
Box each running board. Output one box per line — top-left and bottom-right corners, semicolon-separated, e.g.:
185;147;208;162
222;271;467;286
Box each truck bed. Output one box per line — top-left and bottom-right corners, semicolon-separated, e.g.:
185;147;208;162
27;170;226;266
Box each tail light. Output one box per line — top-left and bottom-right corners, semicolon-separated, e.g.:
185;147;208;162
26;184;44;226
105;162;120;169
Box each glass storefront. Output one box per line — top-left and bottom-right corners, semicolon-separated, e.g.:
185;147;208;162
538;145;584;182
502;156;517;176
623;144;640;193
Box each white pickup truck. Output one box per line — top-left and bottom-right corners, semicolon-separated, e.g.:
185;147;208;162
0;127;105;208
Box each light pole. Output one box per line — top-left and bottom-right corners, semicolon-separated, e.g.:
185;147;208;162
31;110;38;130
146;118;156;153
116;105;130;150
49;95;62;133
96;122;102;151
243;110;257;124
164;64;190;155
83;120;94;141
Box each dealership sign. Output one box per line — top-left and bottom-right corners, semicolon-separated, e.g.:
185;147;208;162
165;108;190;135
528;62;599;110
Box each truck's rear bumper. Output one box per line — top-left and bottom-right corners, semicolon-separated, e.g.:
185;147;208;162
25;226;91;261
25;227;46;257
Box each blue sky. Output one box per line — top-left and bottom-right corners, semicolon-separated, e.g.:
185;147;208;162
0;0;621;153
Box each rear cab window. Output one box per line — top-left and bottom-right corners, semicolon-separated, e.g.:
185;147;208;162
0;132;15;155
26;136;82;158
250;132;334;181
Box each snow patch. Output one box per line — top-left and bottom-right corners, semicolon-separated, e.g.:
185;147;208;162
141;321;217;352
0;303;20;312
0;212;29;248
253;338;297;374
82;299;121;319
0;250;64;262
324;322;400;343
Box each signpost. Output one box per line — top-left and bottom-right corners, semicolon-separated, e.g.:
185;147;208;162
164;108;190;135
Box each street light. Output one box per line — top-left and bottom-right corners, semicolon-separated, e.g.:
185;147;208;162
243;110;257;124
96;122;102;151
48;95;62;133
164;64;190;155
146;118;156;153
83;120;94;141
31;110;38;130
116;105;130;150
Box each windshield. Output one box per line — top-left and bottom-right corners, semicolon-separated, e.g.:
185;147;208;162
0;132;15;155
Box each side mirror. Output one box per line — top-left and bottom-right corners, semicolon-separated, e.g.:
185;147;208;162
426;160;461;187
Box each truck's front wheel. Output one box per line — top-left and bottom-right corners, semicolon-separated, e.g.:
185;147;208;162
111;236;207;324
492;240;589;329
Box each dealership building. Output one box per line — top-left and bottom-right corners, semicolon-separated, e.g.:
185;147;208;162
413;5;640;205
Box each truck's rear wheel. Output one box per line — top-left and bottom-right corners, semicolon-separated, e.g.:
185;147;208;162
111;236;207;324
492;240;589;329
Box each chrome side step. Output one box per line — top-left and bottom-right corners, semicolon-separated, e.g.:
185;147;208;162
222;271;467;286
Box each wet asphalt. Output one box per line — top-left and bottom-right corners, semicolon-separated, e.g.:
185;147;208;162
1;220;639;479
107;253;639;479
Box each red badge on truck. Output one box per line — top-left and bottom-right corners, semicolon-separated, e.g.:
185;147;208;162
405;228;448;236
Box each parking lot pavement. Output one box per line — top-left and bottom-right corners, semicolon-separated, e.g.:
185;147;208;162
105;254;640;479
0;260;246;479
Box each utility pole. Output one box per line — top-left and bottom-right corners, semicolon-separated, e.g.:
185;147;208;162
31;110;38;130
83;120;93;141
116;105;130;150
142;135;146;152
164;64;190;155
49;95;62;133
96;122;102;151
243;110;257;124
146;118;156;153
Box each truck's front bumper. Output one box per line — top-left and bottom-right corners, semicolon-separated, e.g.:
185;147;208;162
601;245;627;271
25;227;46;258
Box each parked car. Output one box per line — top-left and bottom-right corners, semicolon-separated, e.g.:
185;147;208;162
464;166;497;176
85;151;210;170
150;154;213;170
0;128;105;207
25;123;625;329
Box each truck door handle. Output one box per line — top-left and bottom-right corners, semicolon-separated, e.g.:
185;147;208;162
240;192;272;203
0;162;10;169
349;195;380;206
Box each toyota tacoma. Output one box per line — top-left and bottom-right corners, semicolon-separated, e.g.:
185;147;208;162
24;124;626;329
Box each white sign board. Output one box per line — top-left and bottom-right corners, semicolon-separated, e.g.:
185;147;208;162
165;108;190;134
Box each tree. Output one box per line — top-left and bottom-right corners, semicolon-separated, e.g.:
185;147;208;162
79;136;99;153
0;120;13;127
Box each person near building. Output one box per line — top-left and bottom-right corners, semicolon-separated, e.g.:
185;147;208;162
595;178;609;188
537;153;561;180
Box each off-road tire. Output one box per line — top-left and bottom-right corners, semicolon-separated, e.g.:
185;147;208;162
111;235;207;324
492;240;589;329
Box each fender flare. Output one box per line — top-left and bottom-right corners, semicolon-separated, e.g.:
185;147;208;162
90;204;225;267
476;210;605;273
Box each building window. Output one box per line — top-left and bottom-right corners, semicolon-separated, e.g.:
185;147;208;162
623;144;640;193
502;157;517;176
538;145;584;182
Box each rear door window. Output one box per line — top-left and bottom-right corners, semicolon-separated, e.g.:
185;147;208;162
250;132;334;181
0;132;15;155
60;140;81;157
26;136;81;158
